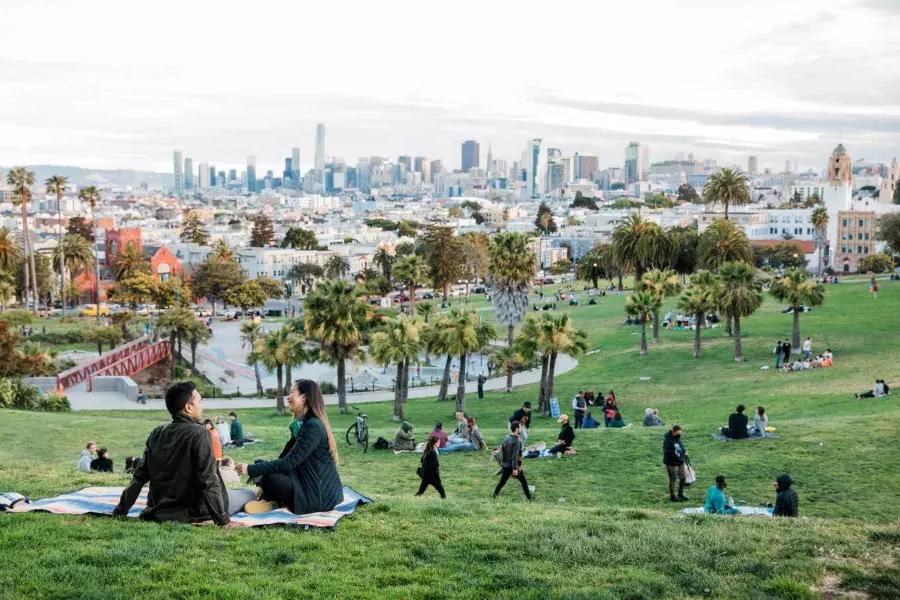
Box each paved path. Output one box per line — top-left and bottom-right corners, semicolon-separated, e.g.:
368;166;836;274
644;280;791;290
67;353;578;411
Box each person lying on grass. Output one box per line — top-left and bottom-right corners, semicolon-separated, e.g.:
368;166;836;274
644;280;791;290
704;475;739;515
114;382;245;528
236;379;343;515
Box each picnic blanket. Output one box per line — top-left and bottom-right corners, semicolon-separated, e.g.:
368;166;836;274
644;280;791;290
681;506;773;517
1;486;372;529
711;433;779;442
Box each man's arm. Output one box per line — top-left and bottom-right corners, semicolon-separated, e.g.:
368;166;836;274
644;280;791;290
113;436;152;516
193;430;230;525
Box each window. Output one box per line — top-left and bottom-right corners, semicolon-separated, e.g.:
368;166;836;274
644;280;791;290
858;246;863;253
859;219;865;227
864;233;869;240
842;219;849;227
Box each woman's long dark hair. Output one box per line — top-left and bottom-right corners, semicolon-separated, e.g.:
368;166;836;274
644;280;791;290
423;435;440;456
294;379;339;465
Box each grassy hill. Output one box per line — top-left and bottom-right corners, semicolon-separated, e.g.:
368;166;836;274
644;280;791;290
1;279;898;599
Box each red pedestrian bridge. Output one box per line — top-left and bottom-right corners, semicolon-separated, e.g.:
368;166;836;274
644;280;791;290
56;336;172;392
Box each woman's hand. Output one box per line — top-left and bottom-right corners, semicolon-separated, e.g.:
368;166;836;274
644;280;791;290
235;463;248;476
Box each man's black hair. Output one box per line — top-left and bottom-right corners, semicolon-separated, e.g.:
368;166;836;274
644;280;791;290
165;381;197;415
737;404;746;413
523;401;531;409
715;474;726;487
510;420;521;432
228;411;237;417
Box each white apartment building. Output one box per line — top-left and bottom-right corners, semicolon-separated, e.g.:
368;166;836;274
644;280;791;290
697;209;815;242
235;247;334;280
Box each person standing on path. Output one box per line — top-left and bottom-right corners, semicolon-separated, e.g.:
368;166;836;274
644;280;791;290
415;436;446;498
477;374;486;400
493;421;532;500
774;340;783;369
663;425;688;502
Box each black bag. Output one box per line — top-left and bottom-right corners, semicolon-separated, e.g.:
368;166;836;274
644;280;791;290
373;436;390;450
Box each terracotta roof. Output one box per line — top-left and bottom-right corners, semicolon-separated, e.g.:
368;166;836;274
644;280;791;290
750;239;815;253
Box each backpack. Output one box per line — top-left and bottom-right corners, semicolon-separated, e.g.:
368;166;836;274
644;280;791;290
373;436;390;450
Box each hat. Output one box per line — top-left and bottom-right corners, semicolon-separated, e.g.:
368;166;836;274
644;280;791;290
558;413;569;423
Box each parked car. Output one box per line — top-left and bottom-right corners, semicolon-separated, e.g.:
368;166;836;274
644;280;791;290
80;303;110;317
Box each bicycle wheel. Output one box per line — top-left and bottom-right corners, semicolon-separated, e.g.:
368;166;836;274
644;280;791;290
345;423;358;446
360;431;369;453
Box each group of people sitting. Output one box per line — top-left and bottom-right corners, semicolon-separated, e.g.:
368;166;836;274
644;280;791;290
78;442;114;473
855;380;891;399
108;379;344;526
703;473;799;517
720;404;770;439
571;390;626;428
386;412;487;454
661;311;720;331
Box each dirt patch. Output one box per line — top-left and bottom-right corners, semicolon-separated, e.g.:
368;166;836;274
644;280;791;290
816;574;869;600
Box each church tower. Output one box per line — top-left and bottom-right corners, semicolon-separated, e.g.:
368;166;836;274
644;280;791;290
826;144;852;186
822;144;853;272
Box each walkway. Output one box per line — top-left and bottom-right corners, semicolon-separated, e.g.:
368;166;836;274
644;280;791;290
66;353;579;411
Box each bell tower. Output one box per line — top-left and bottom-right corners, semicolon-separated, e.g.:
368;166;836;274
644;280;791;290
826;144;852;186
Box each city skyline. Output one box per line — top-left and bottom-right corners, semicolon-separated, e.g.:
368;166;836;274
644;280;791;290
1;0;898;172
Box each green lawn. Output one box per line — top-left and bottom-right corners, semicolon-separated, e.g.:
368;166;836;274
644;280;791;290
1;280;899;599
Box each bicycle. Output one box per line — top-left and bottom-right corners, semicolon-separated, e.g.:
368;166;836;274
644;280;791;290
345;410;369;453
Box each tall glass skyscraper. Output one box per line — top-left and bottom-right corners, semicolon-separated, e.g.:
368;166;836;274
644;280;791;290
184;157;194;190
521;138;546;198
291;147;301;189
461;140;479;171
247;155;257;192
624;142;647;185
315;124;326;192
173;149;183;194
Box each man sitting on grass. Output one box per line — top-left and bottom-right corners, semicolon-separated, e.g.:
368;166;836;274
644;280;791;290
720;404;749;439
704;475;738;515
114;382;246;527
228;412;254;447
548;414;575;456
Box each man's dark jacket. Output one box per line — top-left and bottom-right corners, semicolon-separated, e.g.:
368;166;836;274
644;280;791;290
114;413;230;525
247;413;343;515
558;423;575;448
663;430;686;466
727;412;749;438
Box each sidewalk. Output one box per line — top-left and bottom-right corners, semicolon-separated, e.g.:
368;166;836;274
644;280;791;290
67;353;579;411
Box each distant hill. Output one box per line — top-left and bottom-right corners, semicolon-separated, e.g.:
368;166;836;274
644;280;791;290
0;165;172;189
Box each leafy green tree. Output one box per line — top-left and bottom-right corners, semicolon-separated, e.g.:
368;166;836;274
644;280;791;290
612;214;673;289
371;316;423;420
422;225;463;302
303;280;369;413
111;243;150;281
677;271;718;358
223;280;268;311
697;219;752;271
639;268;681;343
66;216;94;242
7;167;38;310
643;193;675;208
110;273;158;309
0;276;15;311
667;226;699;280
534;202;558;234
677;183;700;203
488;232;535;392
249;213;275;247
190;256;246;313
718;261;764;361
154;277;192;309
461;233;491;291
240;320;265;396
281;227;322;250
877;213;900;254
78;185;102;318
211;239;234;261
84;324;122;357
290;262;324;294
254;276;283;299
439;307;495;412
703;167;750;219
753;242;807;270
550;259;571;275
180;210;210;245
857;253;894;274
626;291;660;356
571;192;599;210
769;267;825;351
394;253;430;314
16;254;53;307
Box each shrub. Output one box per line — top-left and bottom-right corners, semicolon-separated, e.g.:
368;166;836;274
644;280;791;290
0;377;66;411
28;331;85;345
319;380;337;394
0;309;33;327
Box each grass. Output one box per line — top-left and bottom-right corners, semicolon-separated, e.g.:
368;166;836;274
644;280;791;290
1;280;899;599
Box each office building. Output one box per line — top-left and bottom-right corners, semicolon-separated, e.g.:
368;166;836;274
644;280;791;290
209;164;216;188
461;140;480;171
315;124;326;192
398;156;412;172
521;138;547;199
292;147;301;188
574;153;599;181
247;155;257;193
624;142;647;185
430;159;445;183
173;149;183;194
198;162;209;189
184;157;193;190
748;156;759;175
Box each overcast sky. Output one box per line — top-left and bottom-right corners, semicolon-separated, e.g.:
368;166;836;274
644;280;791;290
1;0;898;174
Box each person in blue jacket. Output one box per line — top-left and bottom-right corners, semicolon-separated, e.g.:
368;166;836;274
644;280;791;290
704;475;738;514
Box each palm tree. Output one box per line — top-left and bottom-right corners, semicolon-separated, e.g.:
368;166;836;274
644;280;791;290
703;167;750;220
53;234;94;298
488;232;535;392
0;227;23;274
78;185;102;321
111;243;149;281
639;268;681;344
0;271;15;311
677;271;718;358
612;214;672;289
158;307;195;378
626;291;660;355
324;254;350;279
183;318;211;372
811;207;829;275
303;279;369;413
439;307;495;412
718;261;763;362
575;243;616;289
45;176;68;314
371;316;423;420
423;319;453;402
393;253;430;314
415;301;437;365
372;247;394;283
240;321;266;396
769;268;825;351
280;319;307;396
697;219;753;271
7;167;38;310
256;330;289;414
543;313;587;412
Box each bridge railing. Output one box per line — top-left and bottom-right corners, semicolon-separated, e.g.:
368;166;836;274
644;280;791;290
86;340;172;392
56;336;151;390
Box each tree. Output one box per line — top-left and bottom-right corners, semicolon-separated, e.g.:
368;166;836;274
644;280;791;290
718;261;764;361
240;321;265;396
703;167;750;219
575;245;609;289
279;319;307;397
78;185;102;319
423;319;453;402
393;254;430;314
625;291;660;355
66;216;95;242
542;313;587;413
0;275;15;311
697;219;752;271
422;225;463;302
639;268;681;344
249;213;275;247
534;202;558;234
16;254;53;307
769;268;825;351
643;193;675;209
281;227;322;250
254;276;283;299
550;259;571;275
84;325;122;357
110;311;135;340
46;175;68;314
857;253;894;274
677;183;700;203
677;271;718;358
461;232;490;292
0;321;53;377
256;330;288;414
415;301;437;365
753;242;807;270
324;255;350;279
183;318;211;372
109;273;158;309
111;243;150;281
571;192;599;210
811;207;829;275
180;210;210;245
488;232;535;392
7;167;38;311
894;184;900;205
667;226;699;280
371;316;423;420
877;213;900;254
154;277;192;309
158;307;195;378
439;307;495;412
222;280;268;311
289;262;324;294
612;214;673;289
373;247;395;283
0;227;22;274
515;316;552;414
190;256;246;313
211;239;234;261
53;234;93;296
303;280;369;413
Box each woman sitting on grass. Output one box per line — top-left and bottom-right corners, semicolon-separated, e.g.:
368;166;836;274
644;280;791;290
90;448;114;473
608;411;627;428
392;421;416;451
642;408;664;427
236;379;343;515
856;380;889;399
750;406;768;438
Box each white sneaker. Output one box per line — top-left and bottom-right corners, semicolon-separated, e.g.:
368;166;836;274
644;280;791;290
528;485;536;494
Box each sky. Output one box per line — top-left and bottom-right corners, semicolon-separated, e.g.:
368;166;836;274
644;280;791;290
1;0;898;175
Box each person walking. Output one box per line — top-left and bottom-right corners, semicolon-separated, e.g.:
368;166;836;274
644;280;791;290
493;420;532;500
774;340;783;369
415;436;446;498
663;425;688;502
477;374;486;400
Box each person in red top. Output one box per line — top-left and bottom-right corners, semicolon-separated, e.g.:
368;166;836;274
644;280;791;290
430;422;449;448
204;419;223;462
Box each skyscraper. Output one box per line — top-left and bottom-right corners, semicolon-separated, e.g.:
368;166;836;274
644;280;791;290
748;156;759;175
173;149;183;194
430;159;445;183
315;124;326;192
198;162;209;189
574;153;599;181
247;155;257;193
398;156;412;172
522;138;546;198
357;157;371;192
184;157;194;190
291;147;301;189
485;143;493;174
461;140;480;171
209;164;216;188
414;156;430;185
624;142;646;185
